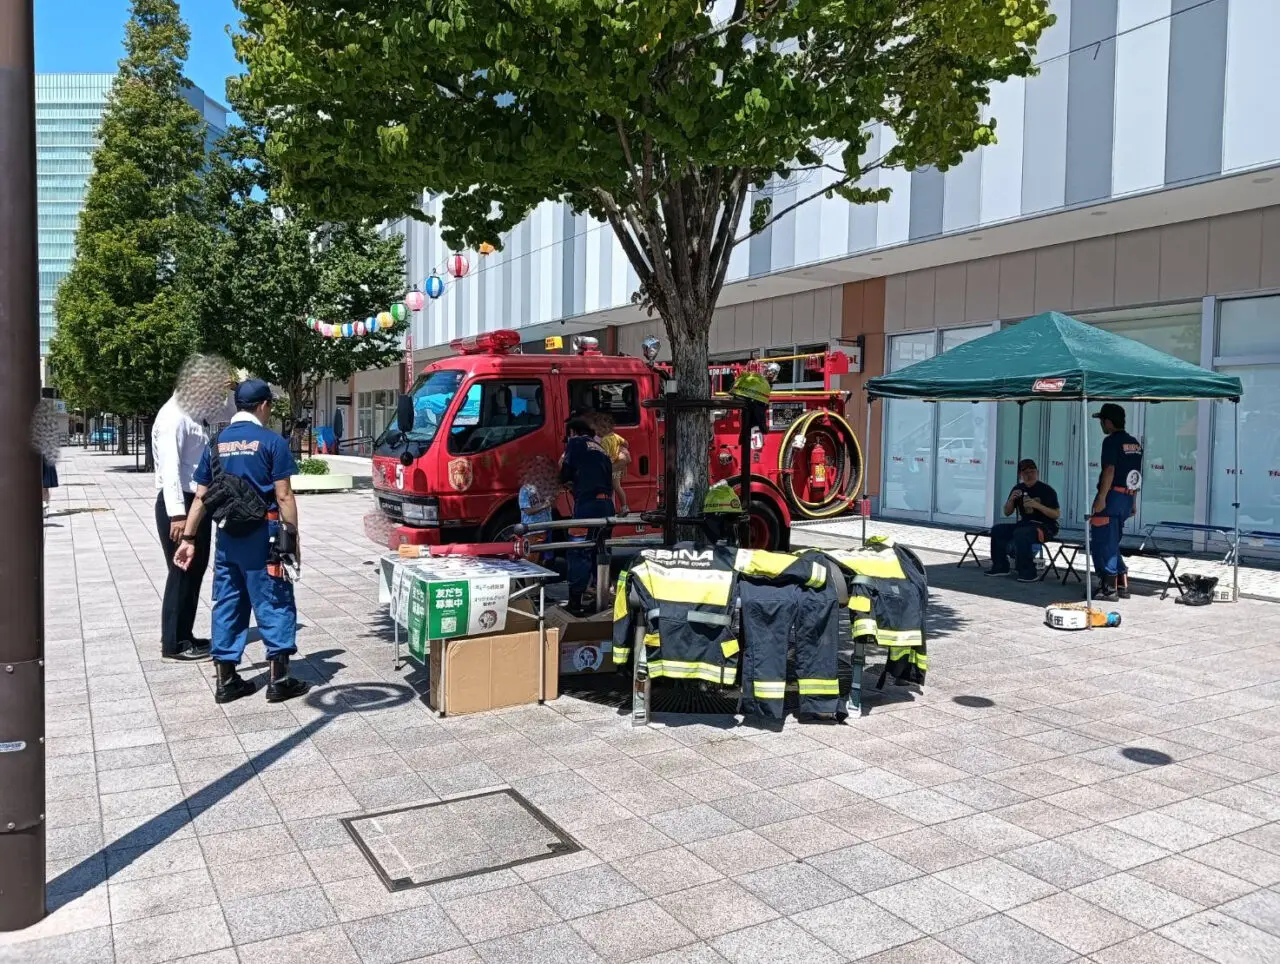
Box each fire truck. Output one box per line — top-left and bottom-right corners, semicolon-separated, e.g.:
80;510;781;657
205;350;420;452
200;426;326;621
368;329;864;551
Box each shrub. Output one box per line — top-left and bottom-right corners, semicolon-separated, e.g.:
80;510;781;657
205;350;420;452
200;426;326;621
298;458;330;476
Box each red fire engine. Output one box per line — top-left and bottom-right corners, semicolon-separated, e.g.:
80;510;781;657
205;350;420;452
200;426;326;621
368;329;863;551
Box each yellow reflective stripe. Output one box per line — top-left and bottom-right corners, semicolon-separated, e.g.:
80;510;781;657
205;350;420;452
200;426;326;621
806;562;826;588
613;647;631;663
878;628;924;647
643;632;661;648
644;568;733;606
853;617;879;637
721;638;740;658
847;595;872;613
752;680;786;698
797;678;838;695
649;660;736;685
613;571;630;621
913;652;929;670
826;549;906;580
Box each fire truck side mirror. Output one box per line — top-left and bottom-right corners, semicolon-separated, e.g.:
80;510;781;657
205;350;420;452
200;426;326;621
396;395;415;434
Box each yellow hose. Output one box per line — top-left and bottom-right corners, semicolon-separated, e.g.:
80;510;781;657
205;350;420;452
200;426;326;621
777;408;864;519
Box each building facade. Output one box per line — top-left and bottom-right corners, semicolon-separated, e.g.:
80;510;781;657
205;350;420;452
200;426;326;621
340;0;1280;538
35;73;227;364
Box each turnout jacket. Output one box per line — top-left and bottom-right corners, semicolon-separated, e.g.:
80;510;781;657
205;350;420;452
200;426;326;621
613;544;826;684
810;538;929;685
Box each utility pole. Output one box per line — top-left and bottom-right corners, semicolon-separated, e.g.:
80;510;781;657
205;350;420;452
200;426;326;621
0;0;47;933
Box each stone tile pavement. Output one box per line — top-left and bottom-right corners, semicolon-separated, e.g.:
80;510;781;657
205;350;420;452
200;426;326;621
5;447;1280;963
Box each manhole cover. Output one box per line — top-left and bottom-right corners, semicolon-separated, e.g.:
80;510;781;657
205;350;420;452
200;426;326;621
342;789;581;892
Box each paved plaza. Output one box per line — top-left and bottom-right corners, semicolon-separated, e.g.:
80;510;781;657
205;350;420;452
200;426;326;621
6;447;1280;964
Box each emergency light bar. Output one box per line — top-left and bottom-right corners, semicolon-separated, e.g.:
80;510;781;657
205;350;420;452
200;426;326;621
450;329;521;355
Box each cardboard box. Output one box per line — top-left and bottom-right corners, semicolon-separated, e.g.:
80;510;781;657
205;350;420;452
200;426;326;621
427;620;560;717
538;604;614;675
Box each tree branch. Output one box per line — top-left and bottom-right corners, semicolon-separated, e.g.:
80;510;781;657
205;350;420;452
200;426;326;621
734;156;888;244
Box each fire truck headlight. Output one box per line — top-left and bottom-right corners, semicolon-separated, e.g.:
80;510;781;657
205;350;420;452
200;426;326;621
401;500;439;525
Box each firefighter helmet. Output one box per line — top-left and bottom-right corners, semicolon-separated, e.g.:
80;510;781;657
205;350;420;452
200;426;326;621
703;482;743;515
730;371;771;403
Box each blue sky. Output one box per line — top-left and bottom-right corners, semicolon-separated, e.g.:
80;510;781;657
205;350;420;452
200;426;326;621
35;0;243;106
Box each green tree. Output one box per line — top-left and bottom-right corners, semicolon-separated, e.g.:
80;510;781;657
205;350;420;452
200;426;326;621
48;0;208;466
191;127;407;445
233;0;1052;505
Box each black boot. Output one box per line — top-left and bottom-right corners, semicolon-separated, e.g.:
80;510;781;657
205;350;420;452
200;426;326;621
565;590;590;619
265;656;309;703
214;661;255;704
1117;574;1131;600
1095;576;1119;602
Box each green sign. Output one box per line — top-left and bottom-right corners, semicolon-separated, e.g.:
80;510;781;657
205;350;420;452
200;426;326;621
428;580;470;639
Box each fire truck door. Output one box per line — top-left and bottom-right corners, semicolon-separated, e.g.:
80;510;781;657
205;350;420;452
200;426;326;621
566;377;653;513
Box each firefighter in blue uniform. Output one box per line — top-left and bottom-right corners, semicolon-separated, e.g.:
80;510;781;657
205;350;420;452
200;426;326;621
1089;403;1143;602
560;416;615;616
174;380;310;704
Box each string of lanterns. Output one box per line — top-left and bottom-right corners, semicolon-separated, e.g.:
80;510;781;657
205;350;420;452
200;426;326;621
302;248;488;340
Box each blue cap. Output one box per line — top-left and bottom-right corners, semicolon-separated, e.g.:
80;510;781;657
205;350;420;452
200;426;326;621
234;379;274;409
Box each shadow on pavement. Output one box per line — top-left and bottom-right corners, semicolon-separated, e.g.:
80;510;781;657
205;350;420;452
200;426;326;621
47;682;416;907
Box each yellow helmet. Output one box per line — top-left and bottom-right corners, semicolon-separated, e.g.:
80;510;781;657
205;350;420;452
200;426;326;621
730;370;771;403
703;482;743;515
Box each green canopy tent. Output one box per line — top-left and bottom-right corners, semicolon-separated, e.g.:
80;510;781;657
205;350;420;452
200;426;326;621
862;311;1245;608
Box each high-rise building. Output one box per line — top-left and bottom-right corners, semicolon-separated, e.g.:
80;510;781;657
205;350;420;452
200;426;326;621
35;73;228;359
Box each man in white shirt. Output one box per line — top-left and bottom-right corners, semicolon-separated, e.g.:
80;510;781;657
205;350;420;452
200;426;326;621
153;394;214;661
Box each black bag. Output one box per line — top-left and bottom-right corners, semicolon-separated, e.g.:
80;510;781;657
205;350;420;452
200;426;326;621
201;430;269;533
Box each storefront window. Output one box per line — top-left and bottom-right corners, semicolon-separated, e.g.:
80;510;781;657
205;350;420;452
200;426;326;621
1211;296;1280;532
934;328;991;520
881;333;935;514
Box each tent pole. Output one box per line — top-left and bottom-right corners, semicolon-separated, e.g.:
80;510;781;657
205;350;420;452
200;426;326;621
1016;401;1025;467
862;398;873;545
1233;399;1240;602
1082;396;1093;624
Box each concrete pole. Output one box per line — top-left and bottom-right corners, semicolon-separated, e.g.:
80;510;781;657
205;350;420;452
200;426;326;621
0;0;47;933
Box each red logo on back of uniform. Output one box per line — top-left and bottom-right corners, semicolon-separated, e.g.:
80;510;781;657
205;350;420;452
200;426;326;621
1032;378;1065;393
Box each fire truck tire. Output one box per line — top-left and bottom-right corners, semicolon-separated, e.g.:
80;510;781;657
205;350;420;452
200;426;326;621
747;500;787;552
481;504;522;543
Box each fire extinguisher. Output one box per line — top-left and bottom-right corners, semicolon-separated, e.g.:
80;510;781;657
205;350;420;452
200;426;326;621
809;437;828;499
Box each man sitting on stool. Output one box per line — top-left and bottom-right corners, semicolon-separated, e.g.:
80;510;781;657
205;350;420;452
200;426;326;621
987;459;1060;582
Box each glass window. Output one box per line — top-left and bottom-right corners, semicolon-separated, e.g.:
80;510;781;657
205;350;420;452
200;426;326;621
1211;367;1280;532
882;333;935;513
448;380;545;455
375;369;465;455
569;380;640;426
934;327;991;519
1219;296;1280;357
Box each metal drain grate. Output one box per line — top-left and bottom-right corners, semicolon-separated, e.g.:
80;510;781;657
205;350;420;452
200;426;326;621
342;789;581;892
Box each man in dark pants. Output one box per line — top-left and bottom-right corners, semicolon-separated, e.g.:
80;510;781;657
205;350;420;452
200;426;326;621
152;393;213;661
560;417;615;617
987;459;1060;582
1090;403;1143;601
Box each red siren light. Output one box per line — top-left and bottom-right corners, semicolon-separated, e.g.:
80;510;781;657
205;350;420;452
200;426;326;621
449;329;522;355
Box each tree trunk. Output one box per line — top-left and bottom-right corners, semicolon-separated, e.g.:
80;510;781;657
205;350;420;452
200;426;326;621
116;415;128;455
141;416;155;473
666;315;714;530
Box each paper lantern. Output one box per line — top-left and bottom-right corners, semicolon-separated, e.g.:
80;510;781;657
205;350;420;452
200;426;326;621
333;326;342;339
344;323;354;337
377;310;393;329
368;316;380;333
390;302;408;322
478;242;496;256
405;290;425;312
356;322;366;336
425;274;445;299
447;254;469;278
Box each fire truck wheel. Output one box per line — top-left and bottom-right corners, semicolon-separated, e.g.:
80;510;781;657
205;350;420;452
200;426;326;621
747;500;786;552
481;505;522;543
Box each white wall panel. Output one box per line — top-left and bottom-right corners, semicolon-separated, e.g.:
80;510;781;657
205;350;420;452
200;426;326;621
1223;0;1280;174
876;127;912;247
979;78;1026;224
1113;0;1171;196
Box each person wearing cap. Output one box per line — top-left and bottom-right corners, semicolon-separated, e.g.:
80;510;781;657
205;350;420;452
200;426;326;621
560;416;615;616
173;380;309;703
1090;403;1143;601
987;459;1060;581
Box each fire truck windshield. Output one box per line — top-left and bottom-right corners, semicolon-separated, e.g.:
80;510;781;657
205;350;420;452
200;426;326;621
374;369;465;453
